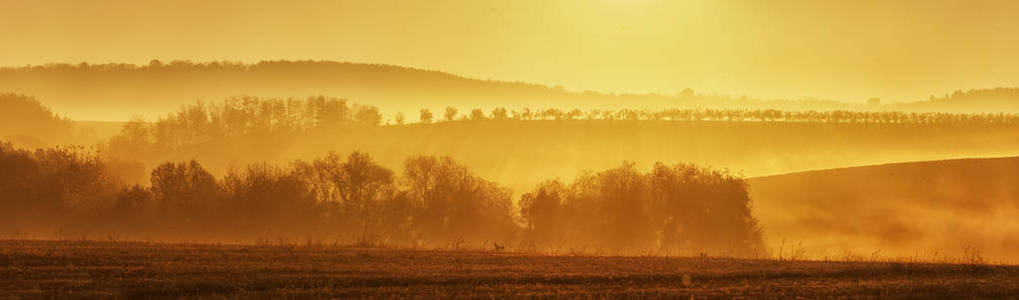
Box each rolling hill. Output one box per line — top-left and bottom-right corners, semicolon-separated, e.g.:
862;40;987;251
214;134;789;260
92;115;1019;198
894;88;1019;113
0;61;866;121
4;61;1019;123
748;157;1019;262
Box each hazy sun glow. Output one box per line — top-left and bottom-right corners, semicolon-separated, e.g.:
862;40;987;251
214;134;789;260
2;0;1018;102
3;1;1019;296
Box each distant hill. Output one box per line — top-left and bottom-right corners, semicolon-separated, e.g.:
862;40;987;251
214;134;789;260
748;157;1019;262
4;61;1018;121
0;60;867;121
0;93;101;148
94;98;1019;195
893;87;1019;113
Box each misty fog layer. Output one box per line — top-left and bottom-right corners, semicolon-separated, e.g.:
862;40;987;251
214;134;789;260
5;62;1019;121
5;93;1019;261
750;157;1019;262
0;94;103;148
91;96;1019;194
0;141;763;256
520;162;763;256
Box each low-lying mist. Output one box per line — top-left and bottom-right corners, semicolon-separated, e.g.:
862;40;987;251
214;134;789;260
92;96;1019;195
0;93;105;148
5;94;1019;261
6;61;1019;122
750;157;1019;263
0;141;763;256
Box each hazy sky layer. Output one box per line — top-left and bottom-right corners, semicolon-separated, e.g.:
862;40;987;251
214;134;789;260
2;0;1018;102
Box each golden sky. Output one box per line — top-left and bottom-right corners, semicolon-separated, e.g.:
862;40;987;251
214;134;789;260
2;0;1018;102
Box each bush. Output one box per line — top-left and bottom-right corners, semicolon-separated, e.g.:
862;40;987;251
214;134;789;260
520;162;764;256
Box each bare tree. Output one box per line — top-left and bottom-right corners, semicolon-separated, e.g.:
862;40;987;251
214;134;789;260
419;109;434;124
444;106;458;122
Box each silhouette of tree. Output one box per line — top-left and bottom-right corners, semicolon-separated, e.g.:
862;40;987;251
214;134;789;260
419;109;434;124
519;179;566;243
415;106;1019;126
102;96;387;162
354;105;382;127
680;88;695;98
444;107;458;122
0;142;119;232
491;107;508;120
221;163;317;235
470;108;487;121
2;138;773;253
402;156;516;243
394;112;406;125
338;152;394;231
108;185;155;232
0;93;77;146
520;161;764;255
150;160;220;229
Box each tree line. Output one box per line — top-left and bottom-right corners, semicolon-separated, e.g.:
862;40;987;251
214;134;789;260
95;96;1019;188
425;107;1019;125
103;96;381;157
520;162;762;255
104;97;1019;155
1;141;516;245
102;96;1019;160
0;93;77;147
1;141;763;255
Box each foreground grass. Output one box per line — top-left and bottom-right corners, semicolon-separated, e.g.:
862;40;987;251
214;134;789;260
1;240;1017;298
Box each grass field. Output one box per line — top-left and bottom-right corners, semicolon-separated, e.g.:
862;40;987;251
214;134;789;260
748;156;1019;263
2;240;1018;298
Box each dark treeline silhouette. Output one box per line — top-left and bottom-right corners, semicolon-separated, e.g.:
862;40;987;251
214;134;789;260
0;143;120;233
97;96;1019;193
520;163;763;255
1;141;516;245
1;141;763;255
104;97;1019;161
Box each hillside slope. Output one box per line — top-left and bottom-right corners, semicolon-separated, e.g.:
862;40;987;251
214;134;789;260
748;157;1019;262
92;116;1019;197
5;240;1019;298
0;93;104;148
5;62;1019;122
894;88;1019;113
0;61;862;121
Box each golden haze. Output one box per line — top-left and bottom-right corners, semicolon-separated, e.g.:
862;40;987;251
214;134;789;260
4;3;1019;297
2;0;1019;102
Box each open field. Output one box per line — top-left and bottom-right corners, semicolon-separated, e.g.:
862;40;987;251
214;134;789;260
749;156;1019;263
2;240;1018;298
100;119;1019;193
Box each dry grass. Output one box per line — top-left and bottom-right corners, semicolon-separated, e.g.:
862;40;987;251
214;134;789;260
1;239;1018;298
